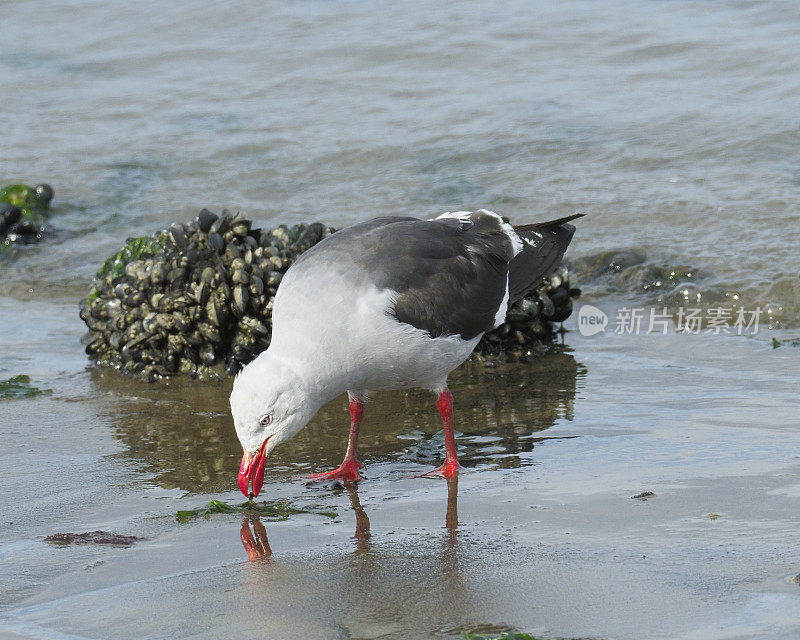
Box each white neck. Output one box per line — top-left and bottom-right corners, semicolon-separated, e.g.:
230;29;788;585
251;346;343;409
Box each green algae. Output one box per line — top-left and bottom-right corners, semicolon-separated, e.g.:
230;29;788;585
0;184;50;221
96;235;164;281
176;499;337;523
0;375;52;400
86;234;165;302
771;337;800;349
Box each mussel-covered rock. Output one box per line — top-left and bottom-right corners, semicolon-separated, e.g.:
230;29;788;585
81;209;580;381
81;209;336;381
0;183;53;247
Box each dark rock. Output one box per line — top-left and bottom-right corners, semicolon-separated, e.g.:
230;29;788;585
34;183;54;205
1;183;54;246
0;203;22;234
44;530;143;546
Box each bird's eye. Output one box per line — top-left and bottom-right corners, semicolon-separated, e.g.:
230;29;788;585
259;413;272;426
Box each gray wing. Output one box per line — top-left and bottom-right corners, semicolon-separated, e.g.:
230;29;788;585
291;214;517;340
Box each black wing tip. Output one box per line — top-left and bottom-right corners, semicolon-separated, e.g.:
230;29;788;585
557;212;586;223
514;214;584;242
525;213;586;228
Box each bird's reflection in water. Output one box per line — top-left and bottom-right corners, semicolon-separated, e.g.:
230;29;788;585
240;516;272;561
348;483;372;554
444;475;459;532
94;348;584;495
238;476;460;561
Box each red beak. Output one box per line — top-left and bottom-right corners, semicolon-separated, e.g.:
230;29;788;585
237;438;269;498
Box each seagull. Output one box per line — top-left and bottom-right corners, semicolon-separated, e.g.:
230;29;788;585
231;210;582;498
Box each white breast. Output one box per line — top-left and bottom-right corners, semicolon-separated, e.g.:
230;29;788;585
270;274;479;395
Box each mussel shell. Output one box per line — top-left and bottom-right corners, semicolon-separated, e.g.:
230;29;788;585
232;269;249;285
208;232;224;252
197;208;218;232
232;285;248;317
539;293;555;317
169;224;189;250
200;344;215;365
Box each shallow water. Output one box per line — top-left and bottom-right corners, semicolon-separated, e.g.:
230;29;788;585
2;299;799;639
2;0;799;321
2;1;800;639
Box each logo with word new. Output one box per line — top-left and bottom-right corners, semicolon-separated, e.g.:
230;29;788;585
578;305;608;336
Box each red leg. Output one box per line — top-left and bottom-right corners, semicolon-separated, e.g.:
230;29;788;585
419;389;461;479
306;398;365;482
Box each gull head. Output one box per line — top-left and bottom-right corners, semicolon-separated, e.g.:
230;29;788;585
229;353;318;498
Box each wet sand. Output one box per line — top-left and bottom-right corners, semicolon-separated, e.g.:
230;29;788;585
2;298;799;639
